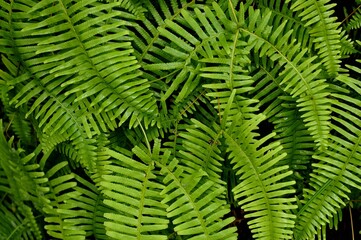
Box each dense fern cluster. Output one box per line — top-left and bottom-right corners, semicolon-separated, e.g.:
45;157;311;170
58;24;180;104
1;0;361;239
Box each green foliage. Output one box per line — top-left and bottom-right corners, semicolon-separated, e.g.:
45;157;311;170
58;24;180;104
1;0;361;239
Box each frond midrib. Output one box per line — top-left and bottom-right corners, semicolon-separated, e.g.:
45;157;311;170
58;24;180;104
159;162;211;238
136;163;154;239
295;128;361;237
138;0;196;63
239;26;329;148
224;131;275;238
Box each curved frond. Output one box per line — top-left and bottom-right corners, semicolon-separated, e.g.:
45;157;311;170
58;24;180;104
225;114;297;240
58;174;109;239
0;122;48;239
226;3;332;150
40;158;109;239
17;0;158;128
100;144;169;240
251;61;315;174
0;200;37;240
177;118;225;187
346;7;361;30
294;73;361;240
339;30;356;56
257;0;313;50
291;0;342;76
159;158;237;240
102;0;147;19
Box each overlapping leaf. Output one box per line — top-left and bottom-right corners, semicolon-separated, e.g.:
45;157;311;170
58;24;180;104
100;146;169;240
225;114;297;240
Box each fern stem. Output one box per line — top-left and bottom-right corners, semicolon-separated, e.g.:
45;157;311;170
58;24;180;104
349;205;355;240
341;4;361;25
137;118;151;154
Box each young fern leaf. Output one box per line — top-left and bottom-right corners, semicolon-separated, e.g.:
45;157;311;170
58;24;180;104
225;114;297;240
339;30;356;56
346;8;361;30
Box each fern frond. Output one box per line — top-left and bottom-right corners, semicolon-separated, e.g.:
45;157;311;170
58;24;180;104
272;98;314;172
102;0;147;19
140;1;232;102
0;1;106;169
224;3;332;150
155;86;212;138
0;56;33;146
225;113;297;240
250;59;284;118
100;145;169;240
0;122;48;239
159;158;237;240
176;118;225;188
346;8;361;30
2;0;158;152
39;133;68;154
291;0;342;76
54;174;110;239
339;31;357;56
22;0;157;128
41;161;84;239
129;0;197;98
201;51;258;127
0;200;38;240
257;0;313;50
294;92;361;239
250;62;314;173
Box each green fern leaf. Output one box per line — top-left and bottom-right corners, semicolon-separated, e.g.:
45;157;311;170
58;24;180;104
291;0;342;76
0;201;38;240
346;8;361;30
0;122;48;239
294;75;361;240
235;3;331;150
100;146;169;240
177;118;225;187
225;114;297;240
159;158;237;240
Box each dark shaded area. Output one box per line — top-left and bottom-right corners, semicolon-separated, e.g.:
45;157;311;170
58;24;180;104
225;205;253;240
327;206;361;240
228;205;361;239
